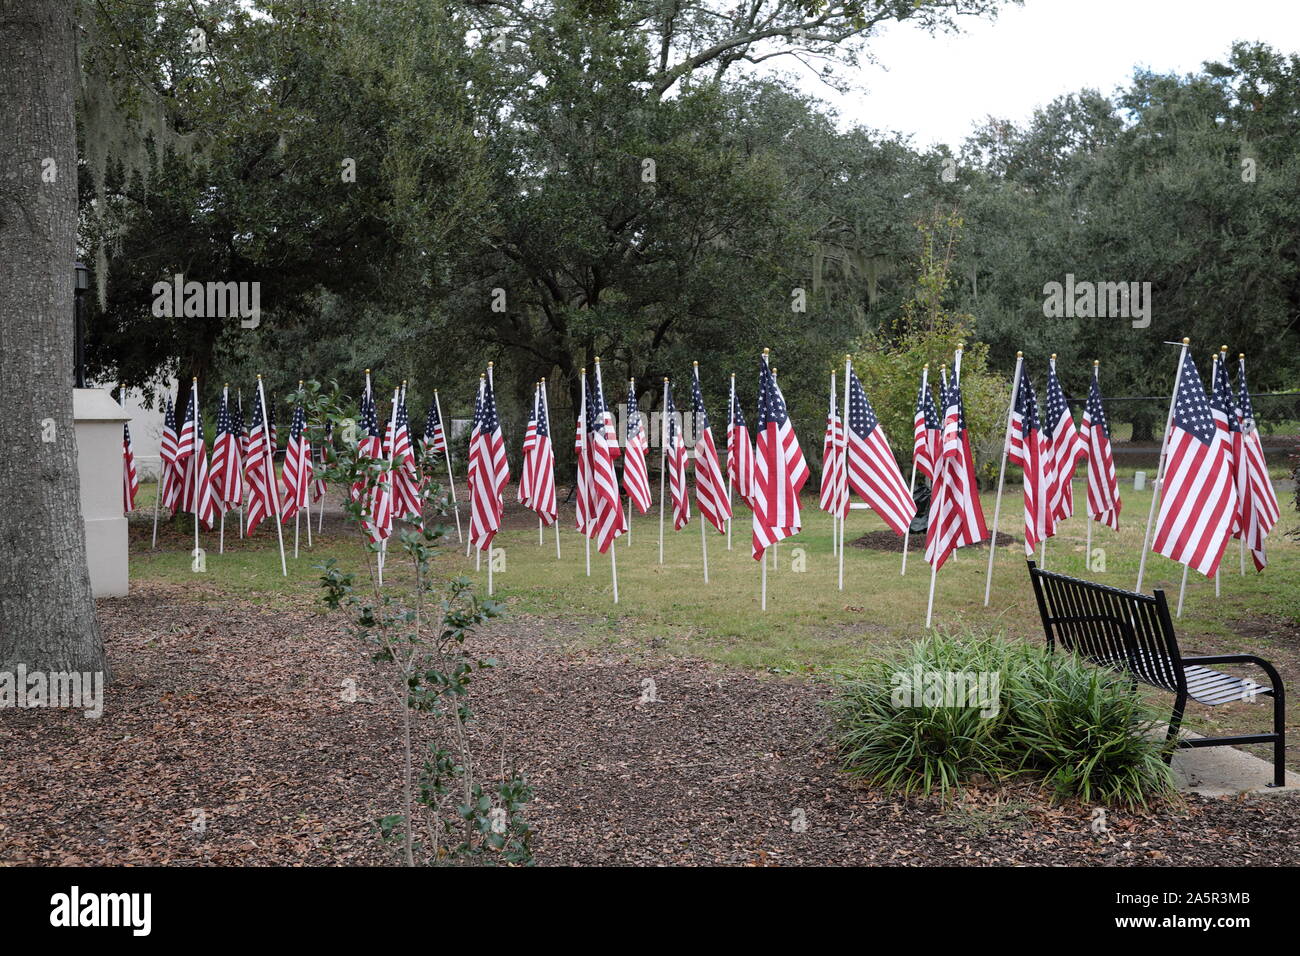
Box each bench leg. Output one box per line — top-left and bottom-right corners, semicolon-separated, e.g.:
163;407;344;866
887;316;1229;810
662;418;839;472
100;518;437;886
1270;686;1287;788
1165;693;1188;764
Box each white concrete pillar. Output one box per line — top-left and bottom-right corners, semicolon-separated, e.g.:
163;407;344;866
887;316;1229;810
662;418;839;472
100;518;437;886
72;388;130;597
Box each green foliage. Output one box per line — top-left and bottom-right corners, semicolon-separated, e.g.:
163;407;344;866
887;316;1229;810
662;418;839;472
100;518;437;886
829;631;1176;807
852;212;1010;484
312;385;533;866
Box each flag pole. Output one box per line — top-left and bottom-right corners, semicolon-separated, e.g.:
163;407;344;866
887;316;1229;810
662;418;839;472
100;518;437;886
693;362;710;584
540;379;561;559
580;368;590;577
1085;361;1098;570
626;377;634;549
1136;338;1191;592
380;386;401;586
659;377;668;565
925;364;949;628
468;376;482;560
726;373;735;551
190;379;201;567
303;384;313;550
837;356;851;589
256;375;288;576
237;390;246;539
487;365;500;593
901;365;928;576
983;353;1023;605
1238;354;1248;576
761;348;771;605
595;357;619;600
219;385;228;555
771;366;779;569
828;369;839;559
430;390;462;544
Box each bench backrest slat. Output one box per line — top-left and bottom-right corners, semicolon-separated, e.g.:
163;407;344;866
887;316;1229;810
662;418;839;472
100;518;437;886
1027;561;1186;694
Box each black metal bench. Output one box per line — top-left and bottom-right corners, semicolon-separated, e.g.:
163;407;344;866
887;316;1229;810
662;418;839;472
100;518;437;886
1027;561;1287;787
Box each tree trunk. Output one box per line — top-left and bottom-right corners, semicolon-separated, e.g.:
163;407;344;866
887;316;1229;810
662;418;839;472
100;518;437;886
0;0;108;676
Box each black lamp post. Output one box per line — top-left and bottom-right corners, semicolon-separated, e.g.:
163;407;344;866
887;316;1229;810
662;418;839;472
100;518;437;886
74;260;89;388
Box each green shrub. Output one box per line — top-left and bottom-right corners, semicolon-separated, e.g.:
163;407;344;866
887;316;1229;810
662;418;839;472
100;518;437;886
828;631;1176;807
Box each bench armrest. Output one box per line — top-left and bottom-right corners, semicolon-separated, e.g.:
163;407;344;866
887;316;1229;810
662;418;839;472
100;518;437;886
1181;654;1285;694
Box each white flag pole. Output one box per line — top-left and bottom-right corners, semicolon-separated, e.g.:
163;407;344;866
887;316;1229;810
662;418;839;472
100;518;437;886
190;379;201;567
1136;338;1191;593
828;369;839;559
838;356;851;590
771;366;779;569
1084;361;1099;571
238;390;246;539
925;365;950;628
627;377;634;549
983;353;1023;605
430;390;462;544
1238;354;1248;576
726;373;735;551
293;382;305;560
151;440;163;549
658;377;668;565
1177;564;1190;618
256;375;288;576
379;386;401;587
540;379;561;559
901;364;929;576
219;384;229;556
691;362;710;584
595;357;619;600
580;368;590;577
761;348;771;604
468;377;482;559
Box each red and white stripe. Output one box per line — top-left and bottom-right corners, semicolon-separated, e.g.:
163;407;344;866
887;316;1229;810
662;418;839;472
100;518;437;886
519;386;538;506
123;423;139;514
692;368;732;534
726;380;754;508
586;365;627;552
280;405;313;521
819;376;847;519
622;385;652;515
528;381;557;526
1152;354;1238;577
750;360;807;560
1235;358;1280;571
468;374;510;551
842;370;915;537
1079;368;1120;531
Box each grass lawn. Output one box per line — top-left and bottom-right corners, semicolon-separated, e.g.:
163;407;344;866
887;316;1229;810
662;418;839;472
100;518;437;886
129;476;1300;766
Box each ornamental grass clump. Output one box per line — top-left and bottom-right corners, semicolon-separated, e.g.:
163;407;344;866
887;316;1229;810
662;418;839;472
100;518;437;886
829;631;1176;807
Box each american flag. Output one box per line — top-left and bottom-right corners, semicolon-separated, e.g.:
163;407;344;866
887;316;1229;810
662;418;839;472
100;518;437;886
312;422;330;503
528;381;557;526
352;378;382;503
387;388;421;521
925;368;972;571
819;377;847;519
951;358;988;545
912;371;941;483
573;380;590;534
844;370;915;537
727;378;754;508
584;367;627;551
365;393;395;545
280;401;313;521
122;422;139;514
243;391;278;533
750;358;807;560
622;382;652;514
1078;365;1120;531
519;384;538;506
423;394;447;457
1043;360;1084;522
468;373;510;551
1151;351;1238;577
1234;358;1280;571
664;381;691;531
1008;366;1053;555
235;391;249;464
209;387;243;510
690;367;732;533
175;384;217;529
1210;355;1242;537
159;394;182;513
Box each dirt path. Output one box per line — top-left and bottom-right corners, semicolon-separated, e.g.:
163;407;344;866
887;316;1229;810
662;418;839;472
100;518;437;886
2;582;1298;866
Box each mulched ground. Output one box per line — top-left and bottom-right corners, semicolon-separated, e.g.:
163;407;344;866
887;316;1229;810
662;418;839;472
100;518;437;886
2;582;1299;866
852;530;1018;553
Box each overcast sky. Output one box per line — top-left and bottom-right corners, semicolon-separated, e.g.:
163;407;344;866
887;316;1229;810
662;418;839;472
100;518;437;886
787;0;1300;149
